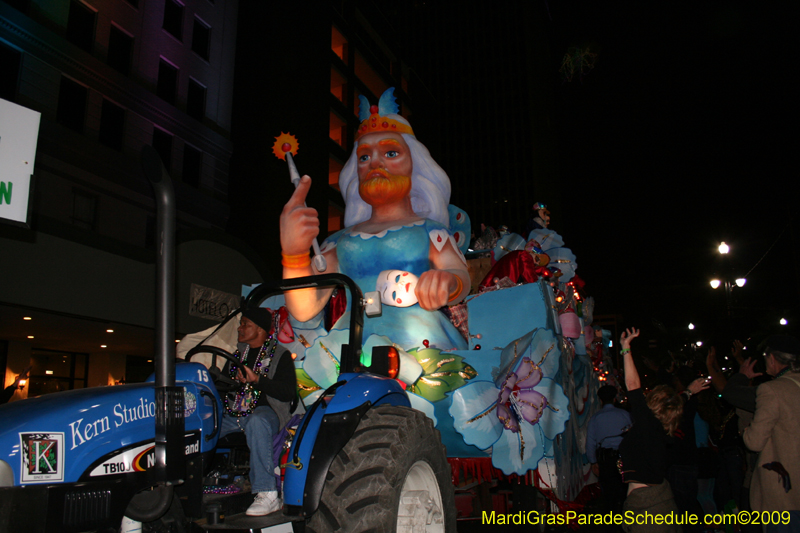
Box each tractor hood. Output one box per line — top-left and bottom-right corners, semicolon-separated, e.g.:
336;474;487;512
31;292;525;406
0;365;219;487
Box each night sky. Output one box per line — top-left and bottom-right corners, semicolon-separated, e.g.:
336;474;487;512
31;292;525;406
542;0;797;347
405;0;798;348
231;1;797;353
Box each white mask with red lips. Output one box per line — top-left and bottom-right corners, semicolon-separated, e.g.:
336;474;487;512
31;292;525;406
377;270;419;307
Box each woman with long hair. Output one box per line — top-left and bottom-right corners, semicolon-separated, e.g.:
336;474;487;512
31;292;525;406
617;328;709;532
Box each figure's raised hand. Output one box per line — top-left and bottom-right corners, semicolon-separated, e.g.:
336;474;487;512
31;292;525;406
416;269;460;311
280;176;319;256
620;328;640;350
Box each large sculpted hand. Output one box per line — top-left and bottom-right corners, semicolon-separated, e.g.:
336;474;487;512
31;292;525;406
280;176;319;256
416;269;460;311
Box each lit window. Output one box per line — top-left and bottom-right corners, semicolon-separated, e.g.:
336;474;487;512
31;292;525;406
331;26;347;64
328;157;343;191
354;51;388;102
353;86;362;117
331;67;346;103
328;203;344;234
329;110;347;148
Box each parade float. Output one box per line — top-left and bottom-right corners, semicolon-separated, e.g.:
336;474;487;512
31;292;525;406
183;88;615;522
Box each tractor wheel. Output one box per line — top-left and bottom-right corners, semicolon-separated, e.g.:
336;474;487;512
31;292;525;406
305;404;456;533
142;493;187;533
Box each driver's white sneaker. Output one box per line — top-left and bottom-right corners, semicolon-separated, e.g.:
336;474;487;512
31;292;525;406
246;491;281;516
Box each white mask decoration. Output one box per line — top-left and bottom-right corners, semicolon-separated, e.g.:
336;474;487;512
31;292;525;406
377;270;419;307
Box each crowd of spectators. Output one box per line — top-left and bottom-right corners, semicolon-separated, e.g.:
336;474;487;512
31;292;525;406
586;331;800;532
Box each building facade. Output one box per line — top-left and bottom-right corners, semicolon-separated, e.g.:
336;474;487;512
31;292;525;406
227;1;435;268
0;0;266;397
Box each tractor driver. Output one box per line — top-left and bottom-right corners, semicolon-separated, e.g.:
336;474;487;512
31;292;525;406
218;306;296;516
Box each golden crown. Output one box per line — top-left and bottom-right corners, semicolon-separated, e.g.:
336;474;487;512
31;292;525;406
355;88;414;141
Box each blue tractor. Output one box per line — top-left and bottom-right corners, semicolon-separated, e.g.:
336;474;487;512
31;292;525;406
0;147;455;532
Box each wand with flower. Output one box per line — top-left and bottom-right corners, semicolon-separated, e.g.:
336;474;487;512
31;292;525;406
272;132;327;272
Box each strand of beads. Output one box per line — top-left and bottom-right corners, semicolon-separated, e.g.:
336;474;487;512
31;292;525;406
224;334;277;417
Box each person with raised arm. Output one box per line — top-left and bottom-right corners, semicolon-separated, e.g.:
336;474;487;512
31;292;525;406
616;328;709;532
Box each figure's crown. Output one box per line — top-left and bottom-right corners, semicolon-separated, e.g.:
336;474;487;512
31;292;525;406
356;88;414;140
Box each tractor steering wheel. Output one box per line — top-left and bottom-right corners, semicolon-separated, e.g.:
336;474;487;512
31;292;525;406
185;345;242;392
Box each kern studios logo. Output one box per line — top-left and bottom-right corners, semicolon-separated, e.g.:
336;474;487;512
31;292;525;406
20;432;65;484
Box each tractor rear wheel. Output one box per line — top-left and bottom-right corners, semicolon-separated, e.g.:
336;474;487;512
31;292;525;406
305;404;455;533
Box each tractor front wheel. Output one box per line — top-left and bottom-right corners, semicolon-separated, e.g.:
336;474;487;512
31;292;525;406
305;404;455;533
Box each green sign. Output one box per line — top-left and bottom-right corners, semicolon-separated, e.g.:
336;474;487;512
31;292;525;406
0;98;41;227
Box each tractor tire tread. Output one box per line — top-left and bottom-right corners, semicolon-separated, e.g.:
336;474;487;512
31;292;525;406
305;404;455;533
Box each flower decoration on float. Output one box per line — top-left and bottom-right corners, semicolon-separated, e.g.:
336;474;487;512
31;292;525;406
547;248;577;284
492;232;527;263
527;228;577;283
406;347;477;403
449;328;570;475
356;88;414;140
272;132;299;160
295;367;321;400
301;328;443;423
528;228;564;250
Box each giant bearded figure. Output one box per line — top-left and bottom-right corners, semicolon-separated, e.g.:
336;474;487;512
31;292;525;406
280;89;469;351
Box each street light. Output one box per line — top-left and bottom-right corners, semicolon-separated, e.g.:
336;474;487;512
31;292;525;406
711;279;745;315
710;243;747;316
780;318;788;326
688;323;695;330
